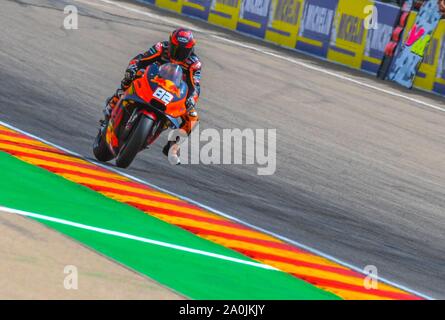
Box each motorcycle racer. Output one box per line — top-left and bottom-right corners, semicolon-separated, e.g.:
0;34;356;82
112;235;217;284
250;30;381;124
103;28;201;164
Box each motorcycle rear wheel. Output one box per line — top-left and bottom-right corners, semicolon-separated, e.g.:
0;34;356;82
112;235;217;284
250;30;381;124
93;127;114;162
115;115;153;168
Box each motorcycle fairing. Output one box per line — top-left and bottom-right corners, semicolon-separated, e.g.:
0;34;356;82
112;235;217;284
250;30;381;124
104;63;189;157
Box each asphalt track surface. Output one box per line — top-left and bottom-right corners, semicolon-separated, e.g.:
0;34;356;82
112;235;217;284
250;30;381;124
1;0;444;298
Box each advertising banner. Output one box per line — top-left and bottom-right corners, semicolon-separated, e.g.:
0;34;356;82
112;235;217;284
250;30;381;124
433;20;445;94
327;0;373;69
237;0;272;38
413;16;441;92
155;0;183;13
146;0;445;96
388;0;442;88
182;0;212;20
295;0;338;58
208;0;242;30
362;1;400;73
265;0;305;48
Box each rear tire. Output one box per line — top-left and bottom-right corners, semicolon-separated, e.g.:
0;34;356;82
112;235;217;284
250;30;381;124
93;127;114;162
116;116;153;168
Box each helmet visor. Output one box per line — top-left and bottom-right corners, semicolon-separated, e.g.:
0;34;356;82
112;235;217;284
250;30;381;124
169;44;192;62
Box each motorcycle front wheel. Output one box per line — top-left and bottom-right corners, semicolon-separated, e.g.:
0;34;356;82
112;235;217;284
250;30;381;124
115;115;153;168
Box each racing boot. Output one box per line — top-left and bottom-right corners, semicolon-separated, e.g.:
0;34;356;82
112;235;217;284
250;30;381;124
162;141;181;165
100;89;122;127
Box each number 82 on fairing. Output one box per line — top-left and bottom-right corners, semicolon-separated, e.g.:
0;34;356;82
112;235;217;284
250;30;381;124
153;87;174;105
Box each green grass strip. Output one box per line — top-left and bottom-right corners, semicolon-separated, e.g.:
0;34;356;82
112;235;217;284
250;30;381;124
0;151;340;299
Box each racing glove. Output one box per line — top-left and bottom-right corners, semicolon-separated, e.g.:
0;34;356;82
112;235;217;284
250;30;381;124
185;97;196;111
121;64;138;88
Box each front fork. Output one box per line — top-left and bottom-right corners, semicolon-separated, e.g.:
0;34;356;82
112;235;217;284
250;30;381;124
122;107;163;149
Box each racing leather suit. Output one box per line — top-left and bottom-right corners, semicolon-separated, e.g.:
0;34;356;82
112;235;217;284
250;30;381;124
108;41;201;135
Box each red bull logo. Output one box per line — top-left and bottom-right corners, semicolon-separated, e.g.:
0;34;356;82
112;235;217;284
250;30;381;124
152;76;181;97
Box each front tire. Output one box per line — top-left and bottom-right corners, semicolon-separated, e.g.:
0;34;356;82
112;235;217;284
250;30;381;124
115;115;153;168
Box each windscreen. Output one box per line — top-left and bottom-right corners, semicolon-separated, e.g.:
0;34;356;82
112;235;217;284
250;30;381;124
158;63;183;88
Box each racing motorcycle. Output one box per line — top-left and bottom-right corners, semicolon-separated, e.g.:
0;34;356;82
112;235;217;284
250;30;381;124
93;63;188;168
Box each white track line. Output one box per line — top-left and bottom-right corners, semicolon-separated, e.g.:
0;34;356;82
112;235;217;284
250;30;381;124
0;206;277;270
0;121;433;300
211;36;445;113
91;0;445;114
